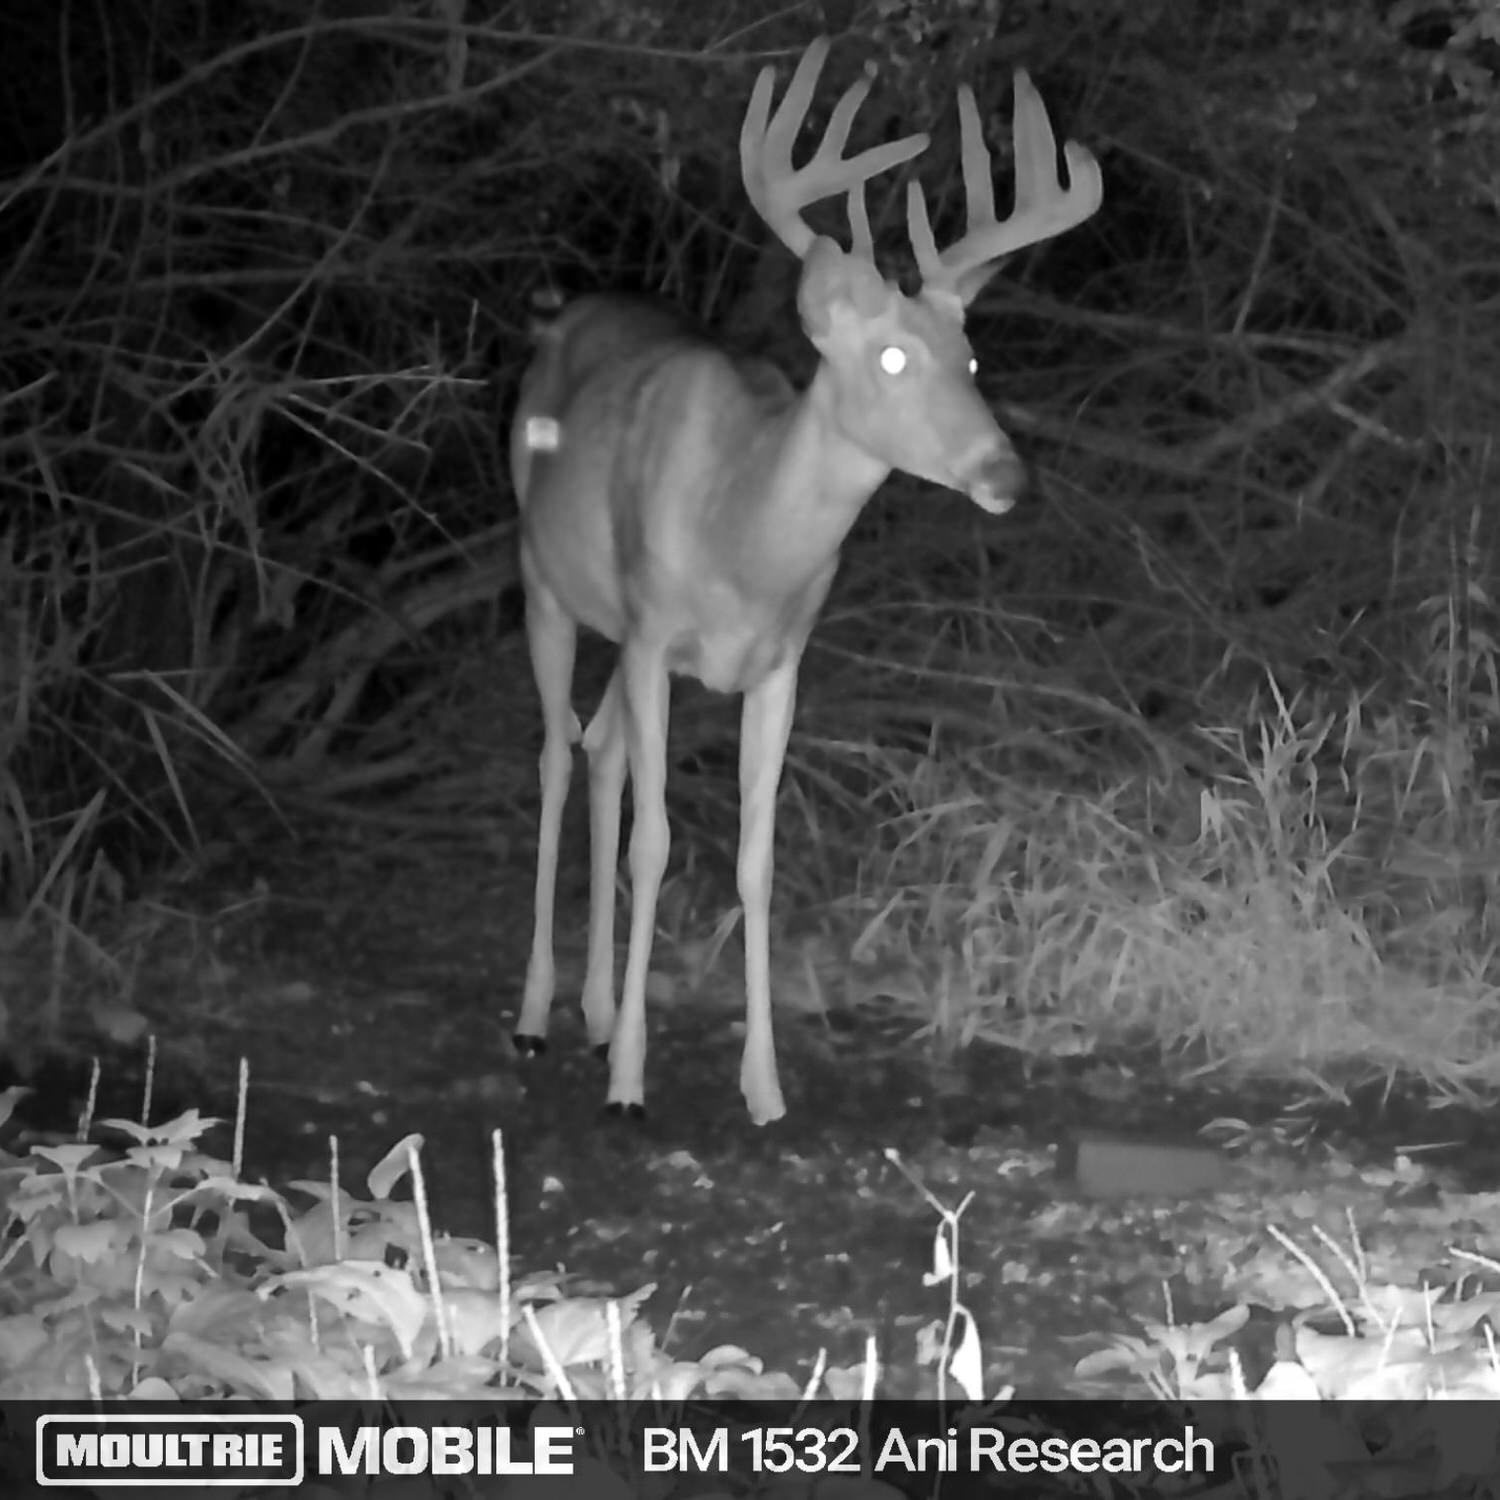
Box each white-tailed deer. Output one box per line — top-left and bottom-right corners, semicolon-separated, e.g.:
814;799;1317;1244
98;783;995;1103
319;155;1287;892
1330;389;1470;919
509;38;1101;1125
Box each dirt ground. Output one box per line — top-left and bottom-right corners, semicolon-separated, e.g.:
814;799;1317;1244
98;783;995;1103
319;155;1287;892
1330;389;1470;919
13;830;1484;1398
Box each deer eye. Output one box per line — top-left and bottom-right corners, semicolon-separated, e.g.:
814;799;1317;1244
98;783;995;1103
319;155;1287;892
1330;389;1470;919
968;356;979;375
878;345;908;376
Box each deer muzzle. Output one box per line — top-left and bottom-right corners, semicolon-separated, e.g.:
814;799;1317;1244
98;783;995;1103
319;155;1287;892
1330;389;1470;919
964;444;1025;515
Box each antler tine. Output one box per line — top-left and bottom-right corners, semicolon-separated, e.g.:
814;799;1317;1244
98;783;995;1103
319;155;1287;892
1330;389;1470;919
846;185;874;262
956;86;997;234
741;37;930;261
910;69;1103;306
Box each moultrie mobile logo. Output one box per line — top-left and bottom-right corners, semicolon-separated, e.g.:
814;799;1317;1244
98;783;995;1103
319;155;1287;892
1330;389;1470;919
36;1414;303;1487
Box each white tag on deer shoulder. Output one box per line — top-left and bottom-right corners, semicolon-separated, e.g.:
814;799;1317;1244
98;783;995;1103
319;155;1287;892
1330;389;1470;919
525;416;561;453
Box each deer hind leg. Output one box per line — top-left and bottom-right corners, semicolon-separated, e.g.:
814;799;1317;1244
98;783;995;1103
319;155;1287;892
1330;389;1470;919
736;659;796;1125
578;671;627;1053
515;565;579;1054
607;638;671;1118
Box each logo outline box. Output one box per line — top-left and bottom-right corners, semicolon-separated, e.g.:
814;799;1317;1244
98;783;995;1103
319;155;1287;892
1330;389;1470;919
36;1413;305;1488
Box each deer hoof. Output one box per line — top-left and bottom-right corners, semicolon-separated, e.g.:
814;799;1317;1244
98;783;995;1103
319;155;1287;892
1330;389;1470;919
604;1101;647;1123
513;1034;548;1058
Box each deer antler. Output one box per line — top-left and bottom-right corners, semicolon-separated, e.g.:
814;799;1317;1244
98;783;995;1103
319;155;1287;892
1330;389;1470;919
909;71;1103;307
740;38;930;263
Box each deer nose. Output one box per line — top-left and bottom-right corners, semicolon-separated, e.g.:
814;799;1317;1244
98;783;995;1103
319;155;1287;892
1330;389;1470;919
964;443;1025;516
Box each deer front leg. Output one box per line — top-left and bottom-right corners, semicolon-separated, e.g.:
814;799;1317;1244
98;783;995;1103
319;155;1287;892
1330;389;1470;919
736;658;798;1125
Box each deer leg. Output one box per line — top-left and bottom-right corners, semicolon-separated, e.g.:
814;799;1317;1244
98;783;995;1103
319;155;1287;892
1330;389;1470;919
515;567;579;1053
607;640;671;1117
736;659;796;1125
579;670;627;1054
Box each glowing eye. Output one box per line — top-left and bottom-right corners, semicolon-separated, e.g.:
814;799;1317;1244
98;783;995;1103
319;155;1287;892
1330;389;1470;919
879;345;908;376
968;356;979;375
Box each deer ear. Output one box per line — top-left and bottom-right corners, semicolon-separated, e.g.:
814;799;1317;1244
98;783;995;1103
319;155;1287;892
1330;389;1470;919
797;237;892;336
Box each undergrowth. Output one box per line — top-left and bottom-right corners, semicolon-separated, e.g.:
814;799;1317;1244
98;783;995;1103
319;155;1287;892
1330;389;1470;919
5;1081;1500;1406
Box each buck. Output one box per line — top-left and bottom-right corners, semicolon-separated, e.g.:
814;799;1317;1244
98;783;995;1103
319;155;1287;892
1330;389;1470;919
508;38;1102;1125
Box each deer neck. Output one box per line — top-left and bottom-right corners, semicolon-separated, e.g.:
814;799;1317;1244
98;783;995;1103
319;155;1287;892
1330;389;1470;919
714;359;890;602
